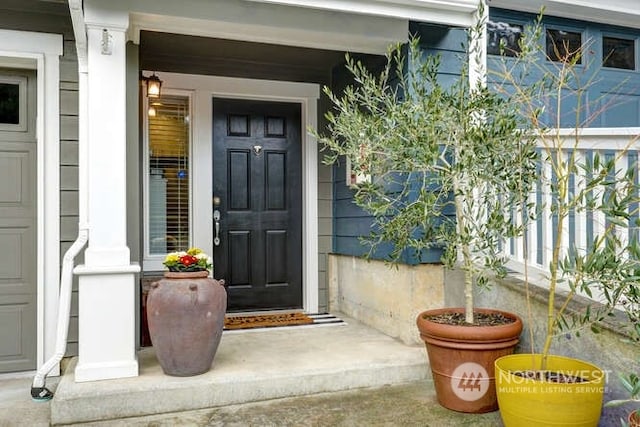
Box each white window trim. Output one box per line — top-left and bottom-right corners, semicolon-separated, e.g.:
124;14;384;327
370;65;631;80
0;75;28;132
0;29;63;373
142;88;195;271
144;72;320;313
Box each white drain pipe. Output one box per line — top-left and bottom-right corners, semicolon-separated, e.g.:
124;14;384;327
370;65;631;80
31;0;89;401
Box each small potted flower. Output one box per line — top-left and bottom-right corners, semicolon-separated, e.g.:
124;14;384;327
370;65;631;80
162;247;213;278
147;247;226;376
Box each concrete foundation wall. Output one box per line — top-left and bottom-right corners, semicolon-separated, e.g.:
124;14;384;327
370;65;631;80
328;254;445;345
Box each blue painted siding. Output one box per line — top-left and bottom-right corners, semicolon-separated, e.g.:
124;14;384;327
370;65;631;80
330;23;466;264
331;11;640;265
488;8;640;128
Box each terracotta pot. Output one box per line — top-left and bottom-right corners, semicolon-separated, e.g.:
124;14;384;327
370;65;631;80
416;307;523;413
164;270;210;279
147;273;227;376
630;410;640;427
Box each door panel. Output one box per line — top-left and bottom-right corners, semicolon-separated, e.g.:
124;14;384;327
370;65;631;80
0;69;37;373
213;98;302;311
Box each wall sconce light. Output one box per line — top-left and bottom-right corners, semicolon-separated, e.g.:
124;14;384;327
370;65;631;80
141;72;162;98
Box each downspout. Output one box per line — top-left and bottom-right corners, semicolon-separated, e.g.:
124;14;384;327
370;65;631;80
31;0;89;401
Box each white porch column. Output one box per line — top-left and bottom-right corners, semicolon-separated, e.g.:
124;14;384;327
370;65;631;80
74;10;140;382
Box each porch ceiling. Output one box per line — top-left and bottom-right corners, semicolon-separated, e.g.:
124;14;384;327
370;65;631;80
140;31;383;84
4;0;69;15
84;0;416;55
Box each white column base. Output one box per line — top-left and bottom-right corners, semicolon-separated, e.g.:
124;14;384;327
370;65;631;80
74;359;139;383
74;264;140;383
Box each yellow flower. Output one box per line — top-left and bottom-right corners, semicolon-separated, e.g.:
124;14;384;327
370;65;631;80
187;247;202;256
164;253;180;263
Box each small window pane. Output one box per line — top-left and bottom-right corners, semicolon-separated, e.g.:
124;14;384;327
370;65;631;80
603;36;635;70
148;95;191;255
487;20;523;57
546;29;582;64
0;83;20;124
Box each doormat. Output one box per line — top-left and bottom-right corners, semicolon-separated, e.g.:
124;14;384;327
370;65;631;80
224;312;345;331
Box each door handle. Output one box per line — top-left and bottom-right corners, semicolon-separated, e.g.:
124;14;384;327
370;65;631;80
213;209;221;246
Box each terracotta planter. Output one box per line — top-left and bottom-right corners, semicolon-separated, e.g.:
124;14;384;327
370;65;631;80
630;410;640;427
416;307;523;413
147;272;227;376
163;270;210;279
495;353;605;427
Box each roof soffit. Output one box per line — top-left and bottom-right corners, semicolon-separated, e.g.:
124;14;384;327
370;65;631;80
489;0;640;30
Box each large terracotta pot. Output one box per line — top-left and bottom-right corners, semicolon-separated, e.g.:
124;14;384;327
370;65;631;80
416;307;523;413
147;272;227;376
495;353;605;427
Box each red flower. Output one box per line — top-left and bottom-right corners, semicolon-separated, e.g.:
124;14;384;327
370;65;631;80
179;255;198;266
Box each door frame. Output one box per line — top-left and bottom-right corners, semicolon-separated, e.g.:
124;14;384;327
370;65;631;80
0;29;62;374
150;72;320;313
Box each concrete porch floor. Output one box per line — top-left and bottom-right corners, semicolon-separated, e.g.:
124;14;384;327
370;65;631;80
44;313;439;425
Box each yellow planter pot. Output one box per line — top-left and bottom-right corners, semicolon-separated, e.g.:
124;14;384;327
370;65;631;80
495;354;605;427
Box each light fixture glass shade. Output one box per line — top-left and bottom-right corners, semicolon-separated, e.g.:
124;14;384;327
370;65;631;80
146;74;162;98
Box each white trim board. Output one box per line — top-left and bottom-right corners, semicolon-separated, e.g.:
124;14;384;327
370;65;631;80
244;0;478;24
145;72;320;313
0;29;63;374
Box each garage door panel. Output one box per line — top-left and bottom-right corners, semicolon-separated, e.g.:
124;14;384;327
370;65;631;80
0;222;35;294
0;142;35;218
0;295;36;370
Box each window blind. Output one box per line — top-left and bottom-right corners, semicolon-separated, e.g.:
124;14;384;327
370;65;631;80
147;95;190;255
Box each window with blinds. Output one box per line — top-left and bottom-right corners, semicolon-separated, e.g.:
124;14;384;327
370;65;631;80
147;95;191;255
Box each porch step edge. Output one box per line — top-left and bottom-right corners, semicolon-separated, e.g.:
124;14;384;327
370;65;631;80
51;359;429;425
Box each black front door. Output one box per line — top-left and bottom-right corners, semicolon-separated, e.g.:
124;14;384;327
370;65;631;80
212;98;302;312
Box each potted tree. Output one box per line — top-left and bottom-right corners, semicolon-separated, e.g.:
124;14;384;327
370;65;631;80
489;13;640;427
315;2;537;413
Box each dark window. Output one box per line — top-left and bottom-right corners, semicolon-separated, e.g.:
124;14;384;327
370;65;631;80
546;29;582;64
487;20;523;57
603;36;635;70
0;83;20;124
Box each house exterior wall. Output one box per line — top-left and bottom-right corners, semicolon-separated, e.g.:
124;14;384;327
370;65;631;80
317;135;333;312
489;8;640;128
60;38;80;356
331;10;640;264
126;42;141;344
331;23;466;264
